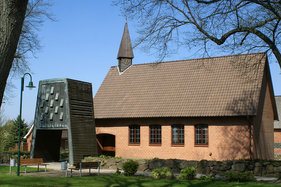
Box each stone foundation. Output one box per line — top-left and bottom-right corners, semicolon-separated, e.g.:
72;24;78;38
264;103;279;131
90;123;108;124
85;157;281;177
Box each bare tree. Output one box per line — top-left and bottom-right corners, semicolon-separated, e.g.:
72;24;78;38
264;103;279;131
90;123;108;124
116;0;281;66
0;0;52;108
12;0;53;76
0;0;28;108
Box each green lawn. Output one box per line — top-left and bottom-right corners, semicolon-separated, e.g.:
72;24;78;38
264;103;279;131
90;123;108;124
0;165;46;174
0;166;279;187
0;175;278;187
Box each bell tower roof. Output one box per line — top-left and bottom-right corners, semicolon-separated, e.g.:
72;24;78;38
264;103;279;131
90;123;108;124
117;22;134;59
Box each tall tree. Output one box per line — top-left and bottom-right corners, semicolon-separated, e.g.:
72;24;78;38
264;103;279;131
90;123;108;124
0;0;52;108
0;0;28;108
117;0;281;67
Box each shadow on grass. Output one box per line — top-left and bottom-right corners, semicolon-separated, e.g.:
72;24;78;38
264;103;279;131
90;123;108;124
77;175;198;187
0;169;278;187
0;175;208;187
0;165;46;174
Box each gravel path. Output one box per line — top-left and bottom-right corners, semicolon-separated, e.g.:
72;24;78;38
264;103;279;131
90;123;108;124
15;162;116;177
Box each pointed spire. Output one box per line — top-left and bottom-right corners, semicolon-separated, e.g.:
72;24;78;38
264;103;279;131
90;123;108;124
117;22;134;59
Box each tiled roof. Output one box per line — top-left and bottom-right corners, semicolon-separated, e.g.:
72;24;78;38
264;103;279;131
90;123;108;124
94;53;267;118
274;96;281;129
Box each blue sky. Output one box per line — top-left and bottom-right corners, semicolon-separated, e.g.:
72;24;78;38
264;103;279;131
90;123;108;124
2;1;281;123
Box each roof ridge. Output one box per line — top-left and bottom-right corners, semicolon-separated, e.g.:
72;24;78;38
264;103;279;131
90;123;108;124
110;52;266;68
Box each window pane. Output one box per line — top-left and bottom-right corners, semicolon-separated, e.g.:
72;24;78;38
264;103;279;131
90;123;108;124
179;127;184;143
129;126;133;143
179;126;184;144
203;127;208;144
136;126;140;143
150;127;154;143
172;127;178;143
157;126;160;143
196;126;201;144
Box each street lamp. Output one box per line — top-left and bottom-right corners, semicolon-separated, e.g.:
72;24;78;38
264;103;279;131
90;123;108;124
17;73;35;176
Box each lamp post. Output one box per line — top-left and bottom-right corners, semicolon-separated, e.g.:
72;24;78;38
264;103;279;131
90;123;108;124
17;73;35;176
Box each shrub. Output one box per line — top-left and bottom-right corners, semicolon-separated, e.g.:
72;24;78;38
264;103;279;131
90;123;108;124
178;167;196;180
0;151;30;163
2;150;30;156
151;167;174;179
222;171;256;182
200;174;215;181
98;155;122;159
122;160;139;176
99;155;112;159
100;160;106;166
114;168;122;176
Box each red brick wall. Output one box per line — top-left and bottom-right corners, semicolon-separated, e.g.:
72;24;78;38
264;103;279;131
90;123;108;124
262;81;274;158
25;132;33;152
10;132;33;152
274;130;281;143
274;130;281;155
9;143;28;152
96;117;251;161
253;78;274;159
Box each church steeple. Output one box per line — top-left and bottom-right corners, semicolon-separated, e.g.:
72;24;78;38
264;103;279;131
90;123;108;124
117;22;134;72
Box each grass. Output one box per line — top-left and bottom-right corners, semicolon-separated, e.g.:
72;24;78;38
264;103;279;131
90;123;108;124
0;165;47;174
0;166;279;187
0;175;278;187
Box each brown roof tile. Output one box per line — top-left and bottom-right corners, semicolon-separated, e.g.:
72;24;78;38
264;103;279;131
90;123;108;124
94;53;267;118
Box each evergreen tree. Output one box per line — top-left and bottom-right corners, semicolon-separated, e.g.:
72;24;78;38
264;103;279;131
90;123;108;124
4;116;28;151
1;120;13;151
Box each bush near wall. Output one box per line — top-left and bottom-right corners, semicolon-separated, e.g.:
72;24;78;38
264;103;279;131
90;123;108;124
85;156;281;177
222;171;256;182
0;151;30;163
178;167;196;180
122;160;139;176
151;167;174;179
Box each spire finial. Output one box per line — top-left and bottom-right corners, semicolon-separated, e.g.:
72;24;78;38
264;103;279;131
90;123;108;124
117;22;134;72
117;22;134;59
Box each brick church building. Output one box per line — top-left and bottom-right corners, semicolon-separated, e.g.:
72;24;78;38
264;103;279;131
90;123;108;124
94;23;278;161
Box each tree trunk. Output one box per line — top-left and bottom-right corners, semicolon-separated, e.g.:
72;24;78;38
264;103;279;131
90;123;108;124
0;0;29;108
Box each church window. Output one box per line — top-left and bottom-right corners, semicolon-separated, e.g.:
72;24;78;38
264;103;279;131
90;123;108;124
172;125;184;145
195;125;208;146
150;125;161;145
129;125;140;144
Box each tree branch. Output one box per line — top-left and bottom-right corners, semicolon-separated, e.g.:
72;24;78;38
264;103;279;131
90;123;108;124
195;0;221;4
